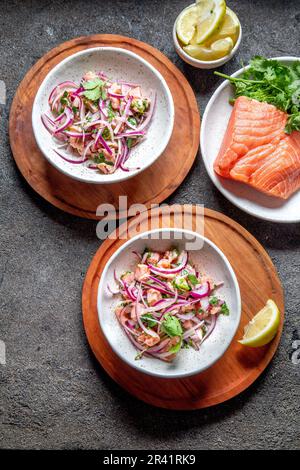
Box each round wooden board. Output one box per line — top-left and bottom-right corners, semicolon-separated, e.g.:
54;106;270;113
82;206;284;409
9;35;200;220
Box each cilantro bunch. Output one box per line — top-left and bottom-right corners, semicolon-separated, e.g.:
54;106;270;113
215;56;300;134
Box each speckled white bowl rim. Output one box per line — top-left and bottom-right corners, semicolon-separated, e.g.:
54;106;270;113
32;47;175;184
98;228;241;379
172;3;242;68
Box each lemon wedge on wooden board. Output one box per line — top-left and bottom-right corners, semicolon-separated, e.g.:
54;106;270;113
238;299;281;347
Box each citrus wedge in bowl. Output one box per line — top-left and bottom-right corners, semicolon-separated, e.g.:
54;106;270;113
176;0;226;46
239;299;280;347
196;7;240;45
184;37;233;61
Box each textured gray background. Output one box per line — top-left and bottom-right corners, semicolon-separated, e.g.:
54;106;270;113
0;0;299;450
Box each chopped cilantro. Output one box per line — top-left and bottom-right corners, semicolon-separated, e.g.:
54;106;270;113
127;116;137;126
93;152;113;166
187;274;198;286
102;127;111;140
221;302;230;315
107;102;115;122
209;296;219;306
141;313;156;328
127;138;133;149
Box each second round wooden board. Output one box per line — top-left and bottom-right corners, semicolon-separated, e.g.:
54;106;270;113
82;206;284;409
9;34;200;220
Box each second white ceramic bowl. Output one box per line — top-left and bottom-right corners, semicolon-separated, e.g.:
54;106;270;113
32;47;174;184
173;4;242;69
98;228;241;379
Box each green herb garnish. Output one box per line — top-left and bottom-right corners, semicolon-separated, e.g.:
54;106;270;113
168;338;182;354
141;313;157;328
209;296;219;306
82;78;106;102
187;274;198;286
93;152;113;166
102;127;111;140
107;102;115;122
127;116;137;126
127;138;133;149
215;56;300;133
221;302;230;315
161;314;183;337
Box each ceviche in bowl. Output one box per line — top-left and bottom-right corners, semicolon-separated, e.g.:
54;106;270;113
98;229;241;378
32;47;174;184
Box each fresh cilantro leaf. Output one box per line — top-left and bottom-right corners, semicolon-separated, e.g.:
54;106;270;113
93;152;113;166
82;78;103;90
127;138;133;149
187;274;198;286
209;296;219;306
221;302;230;315
127;116;137;126
161;314;183;337
141;313;156;328
83;87;102;101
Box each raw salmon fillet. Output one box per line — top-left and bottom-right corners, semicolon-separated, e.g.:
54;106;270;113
214;96;300;199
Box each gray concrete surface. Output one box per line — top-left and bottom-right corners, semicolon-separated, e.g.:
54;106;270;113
0;0;299;450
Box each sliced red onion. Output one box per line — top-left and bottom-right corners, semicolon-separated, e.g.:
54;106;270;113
54;107;74;134
53;149;88;164
134;91;156;132
200;315;217;345
176;312;195;321
84;140;96;159
136;301;159;338
148;251;188;276
118;80;141;87
190;282;211;299
182;321;204;340
48;81;78;105
108;91;125;99
115;131;145;138
63;131;92;138
106;284;119;295
41;114;55;134
99;99;108;118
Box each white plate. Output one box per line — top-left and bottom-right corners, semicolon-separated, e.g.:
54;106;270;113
201;56;300;223
32;47;174;184
98;228;241;379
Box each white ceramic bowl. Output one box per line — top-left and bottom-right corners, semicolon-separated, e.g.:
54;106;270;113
173;4;242;69
32;47;174;184
201;56;300;223
98;228;241;379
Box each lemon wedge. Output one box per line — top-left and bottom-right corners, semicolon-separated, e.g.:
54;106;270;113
176;5;201;46
192;7;240;45
177;0;226;46
238;299;281;347
184;37;234;61
193;0;227;44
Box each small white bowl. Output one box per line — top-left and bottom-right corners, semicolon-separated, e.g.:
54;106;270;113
173;4;242;69
32;47;174;184
98;228;241;379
